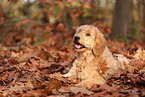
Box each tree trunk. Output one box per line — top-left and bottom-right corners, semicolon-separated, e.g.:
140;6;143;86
137;0;143;26
111;0;133;38
143;0;145;29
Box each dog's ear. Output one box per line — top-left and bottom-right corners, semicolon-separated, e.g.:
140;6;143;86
93;31;106;57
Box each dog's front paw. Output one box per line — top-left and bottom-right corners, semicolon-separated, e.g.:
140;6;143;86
76;81;94;88
76;78;106;88
62;73;72;78
62;73;78;81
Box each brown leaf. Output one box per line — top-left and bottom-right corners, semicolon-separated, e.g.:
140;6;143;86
47;9;53;19
29;58;39;66
90;85;102;92
92;91;109;97
23;89;45;97
58;86;94;95
11;51;20;58
134;47;145;60
99;61;109;75
16;20;30;28
104;26;112;34
2;82;25;96
45;26;52;32
8;59;18;64
17;51;40;61
71;87;94;95
56;23;64;31
56;12;62;20
50;73;68;83
22;93;35;97
25;80;34;89
15;35;22;41
45;79;62;95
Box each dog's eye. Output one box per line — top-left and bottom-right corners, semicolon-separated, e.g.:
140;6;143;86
78;29;82;33
86;33;91;36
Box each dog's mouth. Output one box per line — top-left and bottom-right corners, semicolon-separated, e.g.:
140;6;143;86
74;41;86;50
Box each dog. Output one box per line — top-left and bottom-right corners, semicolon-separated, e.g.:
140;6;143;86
62;25;130;88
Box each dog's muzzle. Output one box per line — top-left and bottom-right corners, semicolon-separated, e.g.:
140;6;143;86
74;36;85;50
74;36;80;41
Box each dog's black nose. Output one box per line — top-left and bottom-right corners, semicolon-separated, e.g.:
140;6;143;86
74;36;80;41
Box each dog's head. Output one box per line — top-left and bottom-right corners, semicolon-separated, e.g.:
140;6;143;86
74;25;106;56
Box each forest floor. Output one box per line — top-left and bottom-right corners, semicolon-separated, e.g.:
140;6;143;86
0;27;145;97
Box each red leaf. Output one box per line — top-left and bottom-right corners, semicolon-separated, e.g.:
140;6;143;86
8;59;18;64
47;9;53;19
84;4;91;9
45;26;51;32
56;23;64;31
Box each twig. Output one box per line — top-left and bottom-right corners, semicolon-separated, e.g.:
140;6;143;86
0;46;27;50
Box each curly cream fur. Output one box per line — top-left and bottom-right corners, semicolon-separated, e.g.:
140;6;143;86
63;25;129;88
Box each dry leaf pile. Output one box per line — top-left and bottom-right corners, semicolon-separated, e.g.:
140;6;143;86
0;36;145;96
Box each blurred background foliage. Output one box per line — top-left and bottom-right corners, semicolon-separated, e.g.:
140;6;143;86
0;0;144;46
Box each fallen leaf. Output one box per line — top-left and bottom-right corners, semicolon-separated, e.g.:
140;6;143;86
17;51;40;61
70;86;94;95
8;59;18;64
134;47;145;60
58;86;94;95
45;79;62;95
2;82;25;96
84;4;91;9
102;84;118;92
25;80;34;89
11;51;20;58
47;9;53;19
29;58;39;66
50;73;68;83
56;23;64;31
46;26;52;32
99;61;109;75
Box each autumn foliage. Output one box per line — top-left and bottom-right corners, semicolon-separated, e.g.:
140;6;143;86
0;0;145;96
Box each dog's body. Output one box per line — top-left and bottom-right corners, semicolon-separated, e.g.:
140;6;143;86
63;25;130;88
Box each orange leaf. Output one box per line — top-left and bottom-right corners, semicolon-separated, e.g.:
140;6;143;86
56;23;64;31
45;79;62;95
104;26;112;34
15;36;22;41
42;6;49;11
99;61;109;75
47;9;53;19
56;12;62;20
45;26;51;32
8;59;18;64
84;4;91;9
16;20;30;28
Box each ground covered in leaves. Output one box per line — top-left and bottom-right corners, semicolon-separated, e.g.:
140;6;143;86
0;33;145;97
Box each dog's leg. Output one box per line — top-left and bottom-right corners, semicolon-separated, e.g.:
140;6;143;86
62;61;78;79
76;77;106;88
